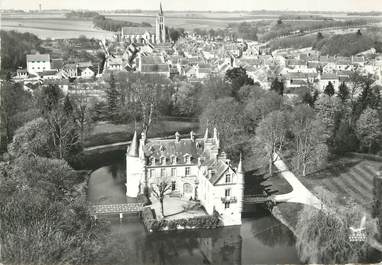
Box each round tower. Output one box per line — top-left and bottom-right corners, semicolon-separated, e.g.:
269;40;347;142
125;131;144;198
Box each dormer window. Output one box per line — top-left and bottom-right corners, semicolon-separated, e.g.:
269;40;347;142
225;173;231;183
171;156;177;164
151;157;156;166
184;155;191;164
160;156;166;165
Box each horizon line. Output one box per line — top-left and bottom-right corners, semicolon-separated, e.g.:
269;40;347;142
1;8;381;13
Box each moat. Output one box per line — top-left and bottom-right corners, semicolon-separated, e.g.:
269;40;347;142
86;150;302;265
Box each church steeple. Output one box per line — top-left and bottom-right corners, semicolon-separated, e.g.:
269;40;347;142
127;131;139;157
159;2;163;15
156;3;166;43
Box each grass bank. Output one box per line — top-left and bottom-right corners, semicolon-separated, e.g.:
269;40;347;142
84;119;199;148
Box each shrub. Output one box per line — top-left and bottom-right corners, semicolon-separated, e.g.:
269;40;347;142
142;207;155;231
142;207;222;232
168;220;178;230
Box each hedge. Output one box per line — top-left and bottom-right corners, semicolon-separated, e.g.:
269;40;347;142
142;207;222;232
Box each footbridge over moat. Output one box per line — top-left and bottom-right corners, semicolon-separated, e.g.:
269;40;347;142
90;203;144;220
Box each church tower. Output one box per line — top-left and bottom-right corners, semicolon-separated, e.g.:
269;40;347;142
125;131;145;198
155;3;166;43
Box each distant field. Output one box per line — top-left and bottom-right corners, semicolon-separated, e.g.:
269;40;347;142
1;11;380;39
298;157;382;212
1;17;115;39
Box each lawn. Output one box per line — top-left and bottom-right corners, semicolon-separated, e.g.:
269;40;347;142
297;156;382;212
84;119;199;147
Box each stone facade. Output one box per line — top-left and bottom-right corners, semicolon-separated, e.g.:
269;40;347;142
125;128;244;226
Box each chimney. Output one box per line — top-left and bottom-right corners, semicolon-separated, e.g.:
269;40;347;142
213;127;218;141
190;131;195;142
175;131;180;142
203;127;209;142
218;151;227;161
197;157;202;167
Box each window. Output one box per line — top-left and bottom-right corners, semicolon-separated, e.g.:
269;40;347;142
225;174;231;183
149;169;154;178
160;168;166;178
171;181;176;191
171;168;176;177
160;157;166;165
225;188;231;197
225;202;230;209
171;156;177;164
185;167;190;176
151;157;155;166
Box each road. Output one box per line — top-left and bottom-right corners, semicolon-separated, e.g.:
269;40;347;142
273;153;323;210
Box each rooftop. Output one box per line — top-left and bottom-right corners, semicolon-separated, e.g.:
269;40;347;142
27;54;50;62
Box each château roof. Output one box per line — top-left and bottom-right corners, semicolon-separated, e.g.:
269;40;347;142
143;138;204;163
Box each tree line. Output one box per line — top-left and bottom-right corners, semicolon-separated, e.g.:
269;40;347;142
93;15;152;32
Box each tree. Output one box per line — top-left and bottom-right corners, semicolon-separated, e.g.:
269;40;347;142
150;177;172;217
105;72;120;121
72;92;94;144
0;155;108;264
131;74;171;135
224;67;254;97
290;105;328;176
8;118;52;158
337;82;350;102
2;81;37;144
333;120;359;154
270;78;284;96
198;76;232;109
38;85;80;159
200;97;244;148
323;81;335;97
255;110;289;175
243;89;283;133
168;27;184;42
315;95;342;144
172;81;199;117
355;107;382;153
295;187;378;264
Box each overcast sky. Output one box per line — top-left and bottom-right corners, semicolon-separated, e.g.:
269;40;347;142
2;0;382;12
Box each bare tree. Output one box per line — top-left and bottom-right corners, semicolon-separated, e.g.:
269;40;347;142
291;105;328;176
71;91;94;144
255;110;289;175
131;74;171;136
150;176;172;217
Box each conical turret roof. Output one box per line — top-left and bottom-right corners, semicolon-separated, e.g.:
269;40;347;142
237;153;244;174
127;131;139;157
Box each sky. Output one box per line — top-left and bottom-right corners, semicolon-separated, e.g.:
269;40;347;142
2;0;382;12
